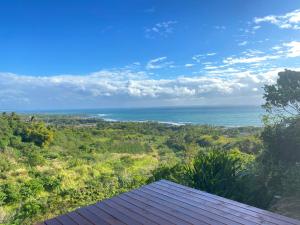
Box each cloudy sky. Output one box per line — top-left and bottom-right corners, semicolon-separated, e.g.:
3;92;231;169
1;0;300;110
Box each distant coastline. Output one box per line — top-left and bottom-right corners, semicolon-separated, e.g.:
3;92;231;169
13;105;264;127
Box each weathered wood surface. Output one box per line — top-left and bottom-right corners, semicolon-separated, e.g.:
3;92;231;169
40;180;300;225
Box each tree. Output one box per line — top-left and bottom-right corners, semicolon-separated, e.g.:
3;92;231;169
261;69;300;164
259;69;300;206
263;70;300;116
0;116;12;151
21;122;54;147
261;117;300;164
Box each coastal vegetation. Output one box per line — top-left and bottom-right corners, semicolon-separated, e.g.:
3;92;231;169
0;70;299;224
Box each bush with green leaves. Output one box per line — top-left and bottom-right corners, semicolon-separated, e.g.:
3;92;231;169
150;149;260;204
21;122;54;147
0;183;21;205
261;117;300;165
0;188;6;206
185;149;250;197
20;180;44;200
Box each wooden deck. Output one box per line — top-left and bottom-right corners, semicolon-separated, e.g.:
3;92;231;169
40;180;300;225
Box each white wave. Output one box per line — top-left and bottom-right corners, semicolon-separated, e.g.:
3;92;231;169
102;118;118;122
97;113;108;117
157;121;186;126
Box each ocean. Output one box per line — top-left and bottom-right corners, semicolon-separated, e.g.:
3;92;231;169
22;106;265;127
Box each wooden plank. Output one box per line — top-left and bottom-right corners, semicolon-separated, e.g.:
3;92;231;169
76;207;110;225
45;218;62;225
155;181;278;224
119;193;189;225
67;211;94;225
56;214;78;225
86;204;126;225
148;182;265;225
133;187;227;225
160;180;300;225
41;180;300;225
110;196;172;225
103;198;157;225
154;181;266;221
127;190;210;225
142;184;257;225
159;180;300;225
95;201;141;225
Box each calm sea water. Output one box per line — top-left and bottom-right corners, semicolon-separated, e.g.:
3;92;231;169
23;106;265;127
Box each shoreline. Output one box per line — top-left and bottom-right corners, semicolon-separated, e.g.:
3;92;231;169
15;112;263;128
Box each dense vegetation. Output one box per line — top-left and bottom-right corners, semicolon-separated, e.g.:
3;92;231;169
0;70;299;224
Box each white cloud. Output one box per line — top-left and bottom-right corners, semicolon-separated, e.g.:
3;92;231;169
243;49;264;57
146;57;174;69
204;65;218;70
223;55;279;65
253;25;261;30
206;67;240;74
272;46;282;51
223;41;300;66
185;63;194;67
283;41;300;57
2;35;300;110
254;9;300;30
192;54;206;63
202;62;213;65
145;21;177;38
0;67;292;109
192;53;217;63
207;52;217;56
238;41;248;46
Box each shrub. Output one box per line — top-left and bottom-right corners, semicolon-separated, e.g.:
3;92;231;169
13;199;45;224
1;183;21;204
0;189;6;206
261;117;300;165
0;157;11;173
150;149;261;205
185;149;253;199
20;180;44;199
21;123;54;147
196;135;214;147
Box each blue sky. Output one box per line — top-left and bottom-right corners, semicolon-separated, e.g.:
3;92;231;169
1;0;300;109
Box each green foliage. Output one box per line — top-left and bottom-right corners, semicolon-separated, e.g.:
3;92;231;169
261;117;300;164
259;70;300;215
196;135;214;147
39;175;62;192
0;157;11;173
20;180;44;199
186;149;255;200
14;199;45;224
110;141;151;154
165;134;186;151
281;164;300;196
263;69;300;116
1;183;20;204
0;113;274;224
0;188;6;206
149;164;187;184
27;150;46;166
151;149;257;202
21;122;54;147
233;136;263;154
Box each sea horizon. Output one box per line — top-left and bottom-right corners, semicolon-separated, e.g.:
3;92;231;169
11;105;265;127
